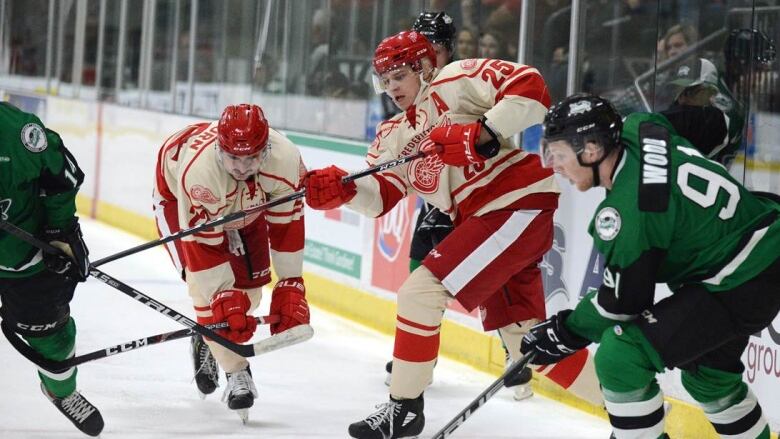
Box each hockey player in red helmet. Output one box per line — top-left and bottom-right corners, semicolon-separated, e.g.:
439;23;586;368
306;30;602;438
153;104;310;423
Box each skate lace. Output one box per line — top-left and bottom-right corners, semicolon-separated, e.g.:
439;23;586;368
60;392;96;424
364;401;401;436
194;340;218;383
221;370;256;402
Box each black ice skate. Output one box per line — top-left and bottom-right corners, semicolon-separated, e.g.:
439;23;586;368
504;349;533;401
41;383;104;437
348;394;424;439
222;366;258;424
191;333;219;398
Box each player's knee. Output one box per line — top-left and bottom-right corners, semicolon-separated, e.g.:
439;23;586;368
397;266;448;316
681;366;745;405
24;317;76;361
594;325;656;392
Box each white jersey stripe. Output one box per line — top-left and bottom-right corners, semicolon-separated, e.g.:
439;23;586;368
442;210;540;294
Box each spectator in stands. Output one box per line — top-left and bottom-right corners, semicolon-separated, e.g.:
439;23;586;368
660;23;699;62
456;28;478;60
479;31;508;60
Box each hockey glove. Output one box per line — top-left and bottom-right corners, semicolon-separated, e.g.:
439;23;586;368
43;218;90;282
210;289;257;343
304;166;357;210
520;310;590;365
429;119;500;166
270;277;310;335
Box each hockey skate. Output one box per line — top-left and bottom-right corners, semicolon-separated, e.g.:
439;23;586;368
348;394;424;439
41;383;104;437
222;366;258;424
191;333;219;398
504;350;533;401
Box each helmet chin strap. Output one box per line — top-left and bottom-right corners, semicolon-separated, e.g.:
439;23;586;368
591;165;601;187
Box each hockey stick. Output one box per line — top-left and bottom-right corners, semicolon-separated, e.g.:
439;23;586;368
429;351;536;439
93;149;430;267
0;219;313;360
1;315;279;373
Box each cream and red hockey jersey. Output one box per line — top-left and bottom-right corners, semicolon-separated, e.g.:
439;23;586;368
347;58;559;222
153;121;305;301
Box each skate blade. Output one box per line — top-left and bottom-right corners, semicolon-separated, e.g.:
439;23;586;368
511;384;533;401
236;408;249;424
251;324;314;355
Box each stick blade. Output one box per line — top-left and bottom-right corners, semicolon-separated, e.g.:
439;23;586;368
251;324;314;355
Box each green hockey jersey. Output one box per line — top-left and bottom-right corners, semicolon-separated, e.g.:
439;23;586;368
567;112;779;340
0;102;84;278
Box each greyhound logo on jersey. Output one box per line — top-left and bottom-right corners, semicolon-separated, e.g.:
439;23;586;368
567;100;592;116
595;207;621;241
21;123;48;153
540;223;569;304
0;199;11;220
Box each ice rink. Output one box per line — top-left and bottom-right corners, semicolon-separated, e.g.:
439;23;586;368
0;219;611;438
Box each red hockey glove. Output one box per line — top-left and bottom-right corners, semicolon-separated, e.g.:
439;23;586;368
210;289;257;343
270;277;310;335
429;121;485;166
304;165;357;210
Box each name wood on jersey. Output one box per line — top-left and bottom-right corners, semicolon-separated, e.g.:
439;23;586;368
641;137;669;185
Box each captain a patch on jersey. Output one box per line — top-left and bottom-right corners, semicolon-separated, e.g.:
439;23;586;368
21;122;48;153
595;207;621;241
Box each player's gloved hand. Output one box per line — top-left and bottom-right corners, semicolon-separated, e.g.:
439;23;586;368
43;217;90;282
304;166;357;210
210;289;257;343
270;277;310;335
520;310;590;365
429;120;497;166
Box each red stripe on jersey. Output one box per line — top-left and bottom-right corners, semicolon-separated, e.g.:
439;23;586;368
495;70;551;108
194;305;210;311
266;203;304;217
451;150;522;198
379;170;406;188
269;218;305;252
455;155;556;220
397;315;440;332
373;173;406;217
367;152;380;159
393;327;440;363
542;348;589;389
429;59;492;86
181;140;219;209
258;171;297;190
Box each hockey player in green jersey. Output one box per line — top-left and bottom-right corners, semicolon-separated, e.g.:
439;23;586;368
0;102;103;436
521;93;780;439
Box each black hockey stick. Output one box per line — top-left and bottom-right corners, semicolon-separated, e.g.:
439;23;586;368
93;149;430;267
430;351;536;439
0;219;313;360
1;315;279;373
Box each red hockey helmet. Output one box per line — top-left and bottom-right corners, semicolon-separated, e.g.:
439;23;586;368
373;30;437;76
217;104;269;156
